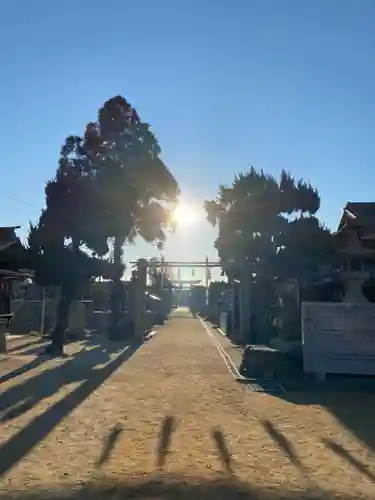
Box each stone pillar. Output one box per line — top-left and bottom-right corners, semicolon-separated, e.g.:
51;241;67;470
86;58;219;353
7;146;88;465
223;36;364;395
134;258;147;343
342;270;369;303
68;301;86;336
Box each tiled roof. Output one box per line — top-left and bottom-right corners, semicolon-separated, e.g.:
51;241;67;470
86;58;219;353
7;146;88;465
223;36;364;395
337;202;375;231
0;226;20;251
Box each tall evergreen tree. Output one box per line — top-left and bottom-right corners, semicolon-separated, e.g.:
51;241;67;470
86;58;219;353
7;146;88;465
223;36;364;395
206;167;333;283
82;96;179;336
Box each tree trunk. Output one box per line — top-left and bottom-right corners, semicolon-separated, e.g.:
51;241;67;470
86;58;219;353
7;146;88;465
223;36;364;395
46;284;74;356
109;235;125;340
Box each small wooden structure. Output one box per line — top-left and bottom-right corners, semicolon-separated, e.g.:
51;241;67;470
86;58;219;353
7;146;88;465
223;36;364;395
0;226;29;352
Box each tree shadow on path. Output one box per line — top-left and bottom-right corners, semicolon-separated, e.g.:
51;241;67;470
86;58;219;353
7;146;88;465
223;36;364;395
1;344;104;421
261;419;304;470
156;416;177;469
322;438;375;483
0;474;366;500
211;427;234;475
274;383;375;456
8;344;52;357
0;336;133;421
95;424;124;469
0;356;48;384
0;341;140;478
5;338;46;354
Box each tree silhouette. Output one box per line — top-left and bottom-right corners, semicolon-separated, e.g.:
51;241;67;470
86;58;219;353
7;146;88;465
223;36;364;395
205;167;333;283
28;133;120;355
82;96;179;337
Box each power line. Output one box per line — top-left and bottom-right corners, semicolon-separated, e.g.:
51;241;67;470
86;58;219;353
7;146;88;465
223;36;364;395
0;185;30;206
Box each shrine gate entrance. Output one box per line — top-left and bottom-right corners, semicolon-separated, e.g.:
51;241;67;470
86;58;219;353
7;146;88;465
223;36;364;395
130;258;224;335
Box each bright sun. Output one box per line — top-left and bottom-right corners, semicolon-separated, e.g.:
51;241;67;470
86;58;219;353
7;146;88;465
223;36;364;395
172;203;197;226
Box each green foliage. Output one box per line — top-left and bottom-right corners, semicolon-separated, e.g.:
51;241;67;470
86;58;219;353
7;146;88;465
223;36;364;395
208;280;230;306
0;238;30;271
28;94;178;291
80;96;180;334
277;215;335;278
83;96;180;248
27;223;121;288
17;94;179;349
26;123;124;289
40;134;110;256
206;167;333;280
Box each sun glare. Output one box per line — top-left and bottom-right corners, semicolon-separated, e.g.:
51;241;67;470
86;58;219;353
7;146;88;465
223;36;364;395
172;203;197;226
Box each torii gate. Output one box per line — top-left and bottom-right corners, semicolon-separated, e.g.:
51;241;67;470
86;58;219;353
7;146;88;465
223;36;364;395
171;280;202;287
131;258;224;342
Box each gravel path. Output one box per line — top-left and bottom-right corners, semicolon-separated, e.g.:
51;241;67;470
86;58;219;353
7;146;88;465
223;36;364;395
0;309;375;499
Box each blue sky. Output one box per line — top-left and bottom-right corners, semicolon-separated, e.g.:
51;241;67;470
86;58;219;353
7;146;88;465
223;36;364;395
1;0;375;281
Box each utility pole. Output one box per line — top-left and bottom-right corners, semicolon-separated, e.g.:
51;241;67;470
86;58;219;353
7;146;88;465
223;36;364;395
205;255;209;287
160;252;164;290
134;258;147;343
205;254;209;306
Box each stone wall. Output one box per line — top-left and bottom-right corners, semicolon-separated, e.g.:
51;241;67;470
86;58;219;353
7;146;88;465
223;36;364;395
8;299;93;335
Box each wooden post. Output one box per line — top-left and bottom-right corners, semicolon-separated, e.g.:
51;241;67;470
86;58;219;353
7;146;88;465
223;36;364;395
0;319;7;353
0;278;11;353
205;255;209;308
134;258;147;343
40;287;46;337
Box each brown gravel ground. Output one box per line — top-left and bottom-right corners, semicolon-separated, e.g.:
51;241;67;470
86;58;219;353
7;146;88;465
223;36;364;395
0;309;375;499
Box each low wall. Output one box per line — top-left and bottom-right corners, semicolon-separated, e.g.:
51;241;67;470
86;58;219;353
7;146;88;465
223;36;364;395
9;300;55;334
8;299;162;338
301;302;375;379
9;300;93;335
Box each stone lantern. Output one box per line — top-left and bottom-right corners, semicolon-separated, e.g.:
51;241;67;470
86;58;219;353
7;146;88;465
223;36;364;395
332;202;375;303
0;226;29;352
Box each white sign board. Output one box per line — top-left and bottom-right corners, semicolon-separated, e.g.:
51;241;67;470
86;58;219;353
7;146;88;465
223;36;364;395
302;302;375;379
